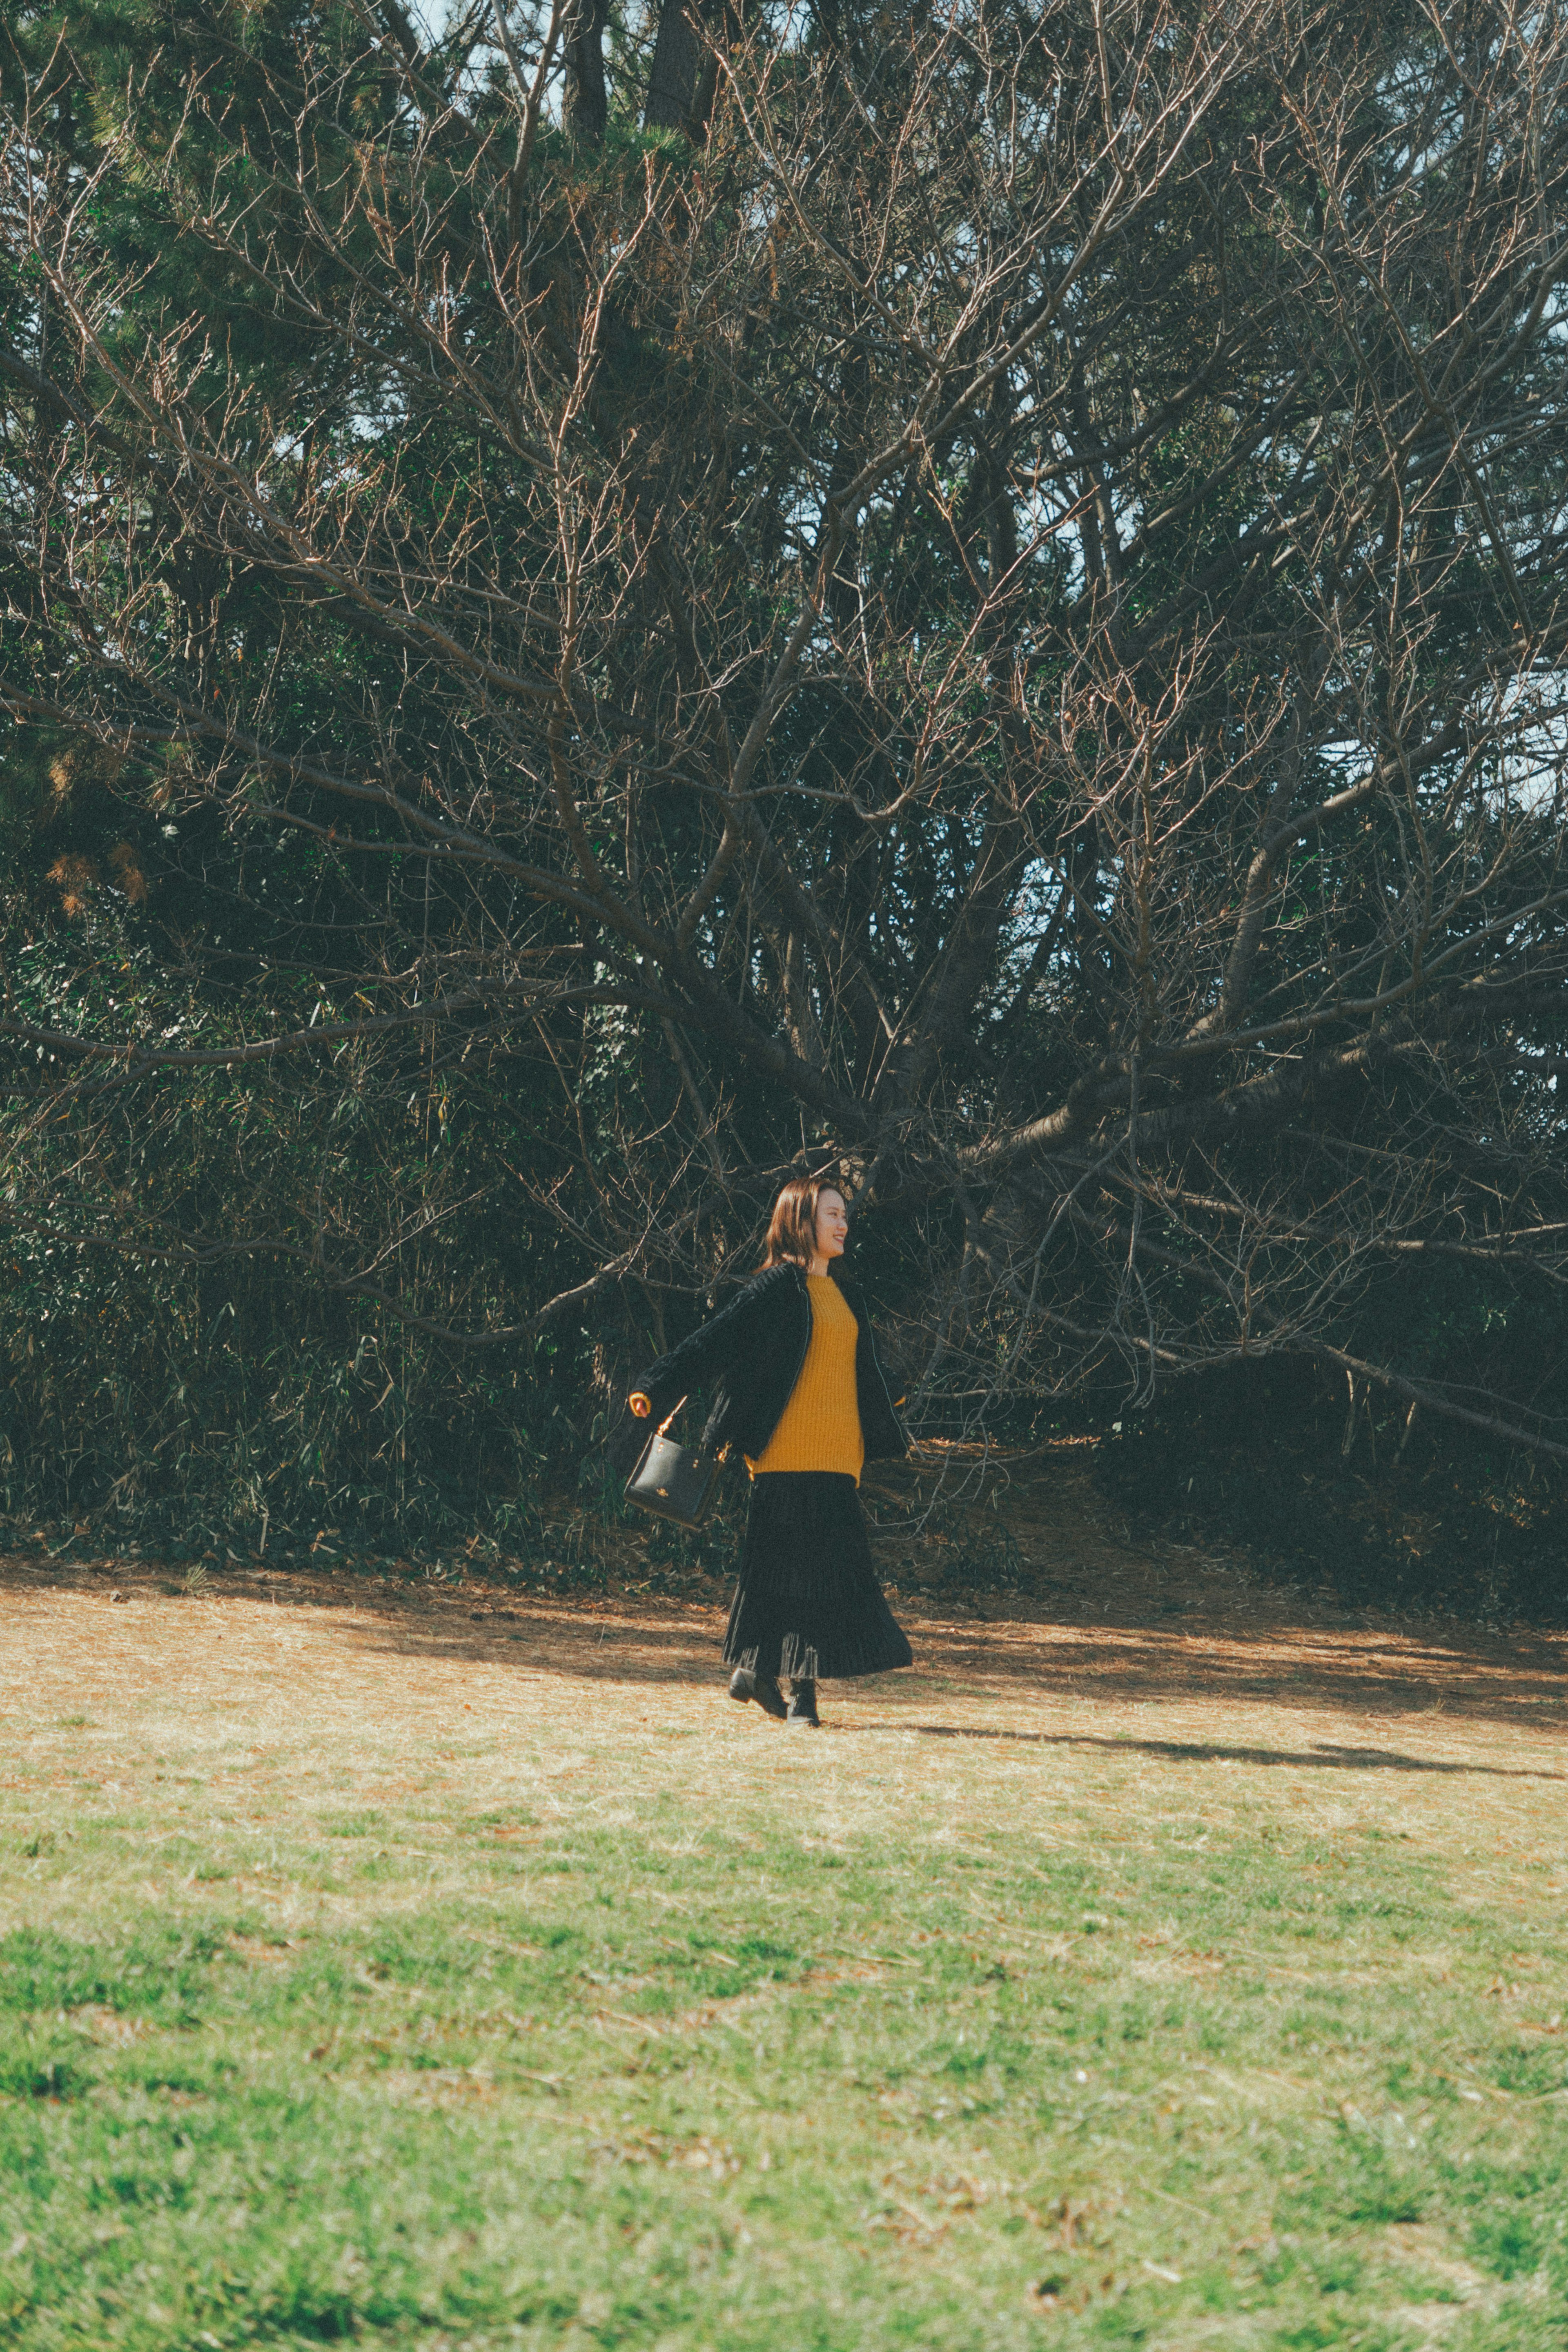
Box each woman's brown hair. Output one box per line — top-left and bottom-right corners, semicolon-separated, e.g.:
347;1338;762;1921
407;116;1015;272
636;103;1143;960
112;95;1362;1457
760;1172;845;1271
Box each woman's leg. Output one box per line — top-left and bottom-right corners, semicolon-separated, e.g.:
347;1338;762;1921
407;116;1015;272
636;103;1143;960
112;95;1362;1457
722;1476;796;1709
786;1678;820;1726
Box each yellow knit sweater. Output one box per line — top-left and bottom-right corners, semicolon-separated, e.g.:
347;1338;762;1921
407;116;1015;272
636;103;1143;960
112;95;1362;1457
746;1275;864;1482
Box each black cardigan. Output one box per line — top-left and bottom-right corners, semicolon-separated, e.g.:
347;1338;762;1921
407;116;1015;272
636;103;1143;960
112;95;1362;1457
610;1264;906;1473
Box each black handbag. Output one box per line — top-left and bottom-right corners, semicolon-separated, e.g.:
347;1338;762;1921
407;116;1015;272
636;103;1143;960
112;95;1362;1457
624;1400;718;1530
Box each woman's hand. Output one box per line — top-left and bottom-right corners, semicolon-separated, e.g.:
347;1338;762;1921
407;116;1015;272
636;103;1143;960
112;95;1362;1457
628;1392;652;1418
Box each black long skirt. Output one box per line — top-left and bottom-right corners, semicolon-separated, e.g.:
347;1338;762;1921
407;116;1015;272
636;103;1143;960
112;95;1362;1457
722;1471;912;1682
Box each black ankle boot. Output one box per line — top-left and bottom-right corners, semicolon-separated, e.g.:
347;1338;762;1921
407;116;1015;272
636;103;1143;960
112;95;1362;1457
786;1679;820;1727
728;1667;787;1720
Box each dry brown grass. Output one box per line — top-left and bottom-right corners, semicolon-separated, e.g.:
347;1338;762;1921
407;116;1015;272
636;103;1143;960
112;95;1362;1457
4;1505;1565;1910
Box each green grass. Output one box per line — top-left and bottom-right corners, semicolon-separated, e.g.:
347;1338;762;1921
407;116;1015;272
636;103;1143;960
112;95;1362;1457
2;1622;1568;2348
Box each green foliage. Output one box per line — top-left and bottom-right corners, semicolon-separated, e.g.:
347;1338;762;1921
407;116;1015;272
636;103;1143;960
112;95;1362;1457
0;915;586;1546
1094;1357;1568;1623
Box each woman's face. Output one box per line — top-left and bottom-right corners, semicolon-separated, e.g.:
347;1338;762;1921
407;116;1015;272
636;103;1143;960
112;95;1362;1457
814;1188;849;1261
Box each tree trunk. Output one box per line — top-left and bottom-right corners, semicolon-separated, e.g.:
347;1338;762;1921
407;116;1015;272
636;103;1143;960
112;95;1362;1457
644;0;717;134
564;0;608;146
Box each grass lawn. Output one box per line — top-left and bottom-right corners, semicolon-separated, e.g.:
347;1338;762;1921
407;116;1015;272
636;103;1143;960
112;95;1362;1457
2;1556;1567;2350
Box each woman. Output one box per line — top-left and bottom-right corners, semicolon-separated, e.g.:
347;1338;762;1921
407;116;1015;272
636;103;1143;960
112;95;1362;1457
617;1173;911;1727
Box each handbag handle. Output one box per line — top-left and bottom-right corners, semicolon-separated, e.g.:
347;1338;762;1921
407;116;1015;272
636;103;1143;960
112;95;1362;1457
628;1396;692;1478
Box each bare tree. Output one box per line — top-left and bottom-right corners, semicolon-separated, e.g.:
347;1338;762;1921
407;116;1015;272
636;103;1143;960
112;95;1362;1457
2;0;1566;1454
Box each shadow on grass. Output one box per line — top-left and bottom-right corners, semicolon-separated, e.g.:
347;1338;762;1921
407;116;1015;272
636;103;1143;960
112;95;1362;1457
10;1557;1566;1739
339;1605;1568;1737
903;1723;1567;1780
